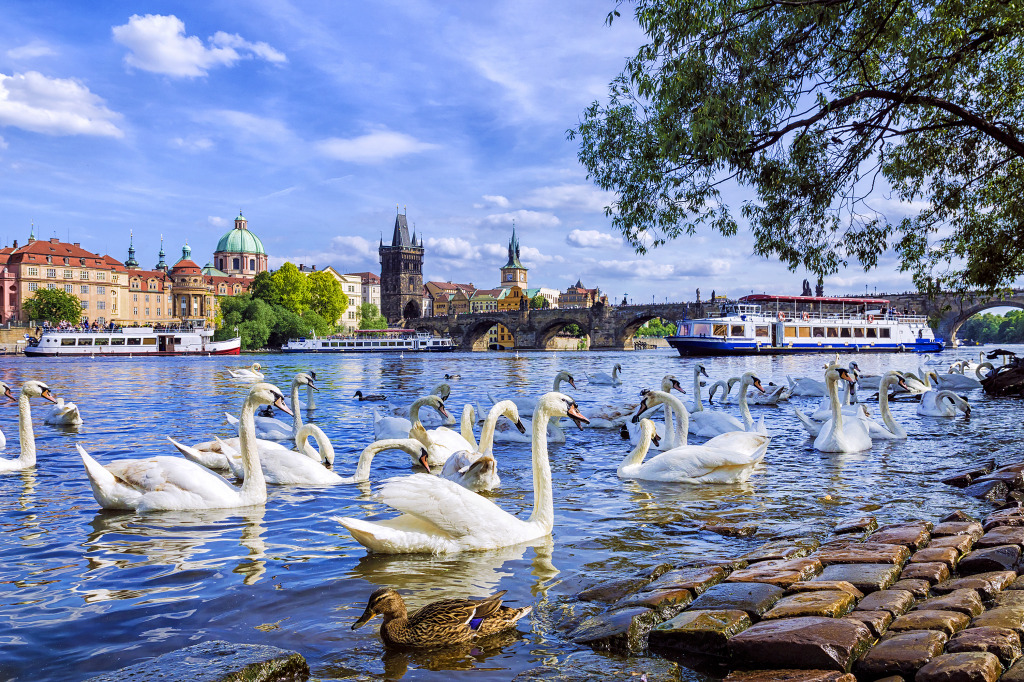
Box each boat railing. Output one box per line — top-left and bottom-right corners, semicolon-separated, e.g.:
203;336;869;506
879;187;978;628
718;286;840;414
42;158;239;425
706;309;929;325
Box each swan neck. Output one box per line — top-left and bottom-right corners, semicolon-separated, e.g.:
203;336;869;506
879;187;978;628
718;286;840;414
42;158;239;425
479;404;506;455
620;427;653;472
691;369;704;412
352;439;415;481
878;375;905;437
290;381;304;431
461;405;478;450
527;403;554;530
827;374;844;434
306;384;316;409
18;393;35;465
238;396;267;503
660;391;689;446
739;379;753;429
408;397;430;426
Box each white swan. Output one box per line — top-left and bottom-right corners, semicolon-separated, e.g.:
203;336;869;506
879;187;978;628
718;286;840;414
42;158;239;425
43;397;83;425
388;383;454;426
787;375;828;397
373;395;449;441
588;363;622;386
625;375;693;451
77;382;289;511
917;389;972;417
684;363;711;412
623;390;770;483
590;374;682;429
0;381;58;472
688;368;745;436
226;372;316;440
806;367;873;453
333;392;590;554
440;400;525;492
226;362;264;381
808;376;872;421
488;371;576;418
861;371;910;440
735;372;769;434
934;362;984;390
707;377;738;405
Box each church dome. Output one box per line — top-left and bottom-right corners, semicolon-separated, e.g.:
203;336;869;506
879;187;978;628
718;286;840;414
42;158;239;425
215;212;266;255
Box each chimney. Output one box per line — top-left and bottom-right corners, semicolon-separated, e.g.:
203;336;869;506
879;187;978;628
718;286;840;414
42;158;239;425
50;237;59;243
299;263;304;271
73;242;80;247
12;240;17;248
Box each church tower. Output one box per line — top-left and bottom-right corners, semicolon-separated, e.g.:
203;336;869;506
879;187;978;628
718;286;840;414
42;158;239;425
379;207;424;323
499;224;527;289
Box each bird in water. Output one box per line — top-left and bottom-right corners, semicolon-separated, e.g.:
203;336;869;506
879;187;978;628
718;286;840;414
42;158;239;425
354;390;388;401
352;588;531;648
444;373;461;380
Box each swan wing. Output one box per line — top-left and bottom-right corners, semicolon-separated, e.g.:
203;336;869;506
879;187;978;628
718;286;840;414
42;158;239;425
793;409;822;437
640;444;761;481
703;431;770;460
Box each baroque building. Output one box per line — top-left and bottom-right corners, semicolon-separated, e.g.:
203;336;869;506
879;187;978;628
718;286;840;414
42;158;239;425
378;209;424;323
213;212;268;279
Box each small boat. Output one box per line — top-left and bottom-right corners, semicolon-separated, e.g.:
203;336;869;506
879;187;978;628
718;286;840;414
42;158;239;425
282;328;456;353
23;325;240;357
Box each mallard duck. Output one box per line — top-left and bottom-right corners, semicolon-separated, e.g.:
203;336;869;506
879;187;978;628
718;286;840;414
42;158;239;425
352;587;531;648
444;373;461;380
355;390;388;402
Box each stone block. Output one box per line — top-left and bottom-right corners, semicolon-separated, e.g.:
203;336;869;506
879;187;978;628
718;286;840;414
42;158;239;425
915;652;1003;682
972;605;1024;637
648;608;751;657
687;581;785;619
762;590;856;620
942;464;996;489
844;609;893;638
942;510;979;523
647;565;728;595
740;538;820;563
983;508;1024;532
899;561;951;584
933;572;1017;599
577;577;652;603
977;526;1024;548
975;469;1024;488
913;589;984;617
888;610;971;636
612;587;693;617
1003;657;1024;682
813;563;902;594
834;516;878;534
964;480;1010;502
996;591;1024;608
569;606;662;653
947;626;1022;668
786;581;864;599
930;534;977;556
726;557;823;588
855;589;916;617
854;630;948;678
722;671;856;682
870;523;932;550
1010;575;1024;590
891;578;932;599
958;545;1021;575
729;616;873;672
81;641;309;682
812;543;910;566
911;546;960;570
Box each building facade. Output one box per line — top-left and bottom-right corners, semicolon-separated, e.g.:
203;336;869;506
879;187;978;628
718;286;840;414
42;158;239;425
213;212;268;279
379;210;424;323
499;225;528;289
559;279;607;309
347;271;381;311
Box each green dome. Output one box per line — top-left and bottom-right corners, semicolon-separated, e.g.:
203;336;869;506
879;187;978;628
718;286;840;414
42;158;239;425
216;226;266;255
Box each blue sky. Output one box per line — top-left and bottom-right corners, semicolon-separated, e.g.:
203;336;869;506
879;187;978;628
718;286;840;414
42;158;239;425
0;1;957;304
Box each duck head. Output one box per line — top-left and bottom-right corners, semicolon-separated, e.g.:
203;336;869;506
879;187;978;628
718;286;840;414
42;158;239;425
353;587;404;629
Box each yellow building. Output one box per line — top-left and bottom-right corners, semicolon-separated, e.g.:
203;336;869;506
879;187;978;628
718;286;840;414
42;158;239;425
497;285;526;312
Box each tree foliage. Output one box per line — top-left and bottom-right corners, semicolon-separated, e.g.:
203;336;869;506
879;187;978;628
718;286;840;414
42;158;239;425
636;317;677;337
307;271;349;323
359;302;388;329
571;0;1024;293
530;294;549;309
216;293;334;350
272;263;311;314
24;288;82;324
959;310;1024;343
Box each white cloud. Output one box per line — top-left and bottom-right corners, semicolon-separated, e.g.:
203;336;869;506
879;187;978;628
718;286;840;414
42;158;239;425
112;14;285;77
567;229;620;249
520;245;565;266
523;184;615;212
482;210;560;230
270;235;379;270
204;110;295;143
0;135;7;149
6;41;57;60
481;194;509;208
171;136;214;151
208;216;229;227
0;71;123;137
315;129;439;163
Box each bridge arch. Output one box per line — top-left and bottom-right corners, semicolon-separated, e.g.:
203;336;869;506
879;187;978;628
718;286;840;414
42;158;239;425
535;316;592;350
461;317;517;351
943;300;1024;346
613;311;675;349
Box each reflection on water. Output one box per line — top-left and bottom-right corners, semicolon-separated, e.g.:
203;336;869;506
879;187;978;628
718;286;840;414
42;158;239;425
0;347;1019;680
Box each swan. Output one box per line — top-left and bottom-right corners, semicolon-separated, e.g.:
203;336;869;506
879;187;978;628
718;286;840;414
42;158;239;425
586;374;682;428
0;381;58;472
623;390;770;483
707;377;738;405
588;363;622;386
226;362;264;381
934;362;984;390
787;375;828;397
917;389;972;417
804;367;873;453
77;382;289;511
373;395;449;441
861;371;910;440
226;372;316;440
487;371;576;417
688;367;745;436
43;397;83;426
388;383;454;426
735;372;768;434
440;400;525;492
332;392;590;554
625;375;695;451
808;376;872;422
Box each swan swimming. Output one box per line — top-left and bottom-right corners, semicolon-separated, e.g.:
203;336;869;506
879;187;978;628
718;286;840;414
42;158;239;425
440;400;525;492
861;371;910;440
488;371;576;418
917;389;972;417
373;394;450;442
586;374;680;429
226;363;264;381
0;381;58;473
43;397;83;426
226;372;316;440
804;367;873;453
333;392;589;554
588;363;622;386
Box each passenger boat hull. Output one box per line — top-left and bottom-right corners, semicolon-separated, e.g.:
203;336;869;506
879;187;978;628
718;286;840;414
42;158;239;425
22;328;241;357
667;337;944;356
281;328;456;353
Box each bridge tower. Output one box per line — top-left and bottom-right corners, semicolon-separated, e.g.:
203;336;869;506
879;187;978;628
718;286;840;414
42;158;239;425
379;207;424;323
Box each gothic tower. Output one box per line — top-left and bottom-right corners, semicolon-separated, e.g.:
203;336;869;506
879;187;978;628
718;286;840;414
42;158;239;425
379;208;424;323
499;224;527;289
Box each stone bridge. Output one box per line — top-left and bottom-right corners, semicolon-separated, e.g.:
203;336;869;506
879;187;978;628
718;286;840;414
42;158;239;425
408;302;699;351
874;288;1024;347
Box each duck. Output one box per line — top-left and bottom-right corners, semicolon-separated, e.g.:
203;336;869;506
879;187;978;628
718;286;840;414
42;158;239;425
587;363;622;386
352;587;532;648
803;367;873;453
77;382;289;511
355;390;388;401
43;397;83;426
226;372;316;440
444;373;462;380
861;371;910;440
587;375;682;429
226;362;264;381
373;395;450;441
917;389;972;417
0;381;58;473
440;400;525;492
333;392;590;554
487;371;576;418
623;390;770;483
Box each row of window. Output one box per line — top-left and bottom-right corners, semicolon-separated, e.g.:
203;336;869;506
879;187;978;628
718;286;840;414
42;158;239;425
61;337;156;346
698;323;894;340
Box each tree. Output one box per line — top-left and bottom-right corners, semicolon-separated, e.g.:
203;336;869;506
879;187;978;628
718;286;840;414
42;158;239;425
359;302;388;329
571;0;1024;293
271;263;310;314
530;294;548;309
248;271;280;306
24;288;82;324
307;271;348;324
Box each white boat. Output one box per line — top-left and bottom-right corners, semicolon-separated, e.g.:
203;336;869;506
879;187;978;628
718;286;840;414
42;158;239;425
667;294;944;356
282;328;456;353
23;325;241;357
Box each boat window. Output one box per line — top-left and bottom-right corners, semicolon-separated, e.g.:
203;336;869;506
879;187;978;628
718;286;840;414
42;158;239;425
880;328;891;338
127;337;141;345
755;325;769;337
62;338;77;346
693;323;712;336
854;328;865;338
77;338;93;346
111;338;125;346
827;328;839;338
95;338;109;346
840;328;852;338
678;324;690;336
866;328;877;338
784;326;797;338
798;327;811;338
713;324;727;337
730;325;744;336
174;337;183;344
142;338;156;345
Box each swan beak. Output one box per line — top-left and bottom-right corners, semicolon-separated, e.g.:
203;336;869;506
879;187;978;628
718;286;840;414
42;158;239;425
567;402;590;429
753;379;765;393
631;398;650;423
308;381;319;392
567;376;577;390
436;401;450;419
3;386;14;401
898;378;909;391
652;432;661;447
514;419;527;434
41;388;58;404
699;366;709;377
274;395;293;416
671;380;683;393
352;606;376;630
418;450;431;473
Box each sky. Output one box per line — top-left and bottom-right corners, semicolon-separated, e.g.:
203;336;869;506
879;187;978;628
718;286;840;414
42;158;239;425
0;0;979;305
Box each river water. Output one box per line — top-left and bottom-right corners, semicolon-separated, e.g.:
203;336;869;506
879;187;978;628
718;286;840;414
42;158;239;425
0;345;1019;681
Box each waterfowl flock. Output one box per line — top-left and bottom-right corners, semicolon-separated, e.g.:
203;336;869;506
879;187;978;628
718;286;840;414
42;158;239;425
0;349;1001;655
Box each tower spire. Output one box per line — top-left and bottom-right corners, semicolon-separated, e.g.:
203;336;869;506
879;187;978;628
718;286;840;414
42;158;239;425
126;229;139;268
155;234;167;270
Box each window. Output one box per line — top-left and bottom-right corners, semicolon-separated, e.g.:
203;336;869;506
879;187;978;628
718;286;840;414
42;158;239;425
97;301;105;310
112;275;119;283
127;337;141;346
880;328;891;338
840;327;852;338
827;327;839;337
47;283;56;290
80;285;89;294
730;325;745;336
64;270;73;279
755;325;769;337
853;328;864;338
78;338;92;345
145;308;150;316
798;326;811;338
65;284;74;293
866;328;878;338
133;294;138;302
249;259;255;270
47;268;57;278
28;283;38;291
133;307;138;316
81;301;89;310
144;294;150;302
97;286;105;295
80;271;89;280
784;326;797;338
63;257;69;265
111;337;125;346
813;326;824;337
95;337;109;346
27;267;38;276
233;258;240;270
156;308;161;315
96;272;105;281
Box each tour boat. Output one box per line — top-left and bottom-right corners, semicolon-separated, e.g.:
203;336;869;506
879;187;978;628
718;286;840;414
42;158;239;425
23;326;241;357
281;328;456;353
667;294;944;356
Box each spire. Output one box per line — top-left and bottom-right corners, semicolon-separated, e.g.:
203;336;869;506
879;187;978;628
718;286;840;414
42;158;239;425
126;229;139;268
503;221;525;270
391;212;411;246
28;222;35;243
155;234;167;270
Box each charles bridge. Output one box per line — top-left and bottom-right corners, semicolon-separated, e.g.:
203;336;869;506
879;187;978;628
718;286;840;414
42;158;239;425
406;287;1024;350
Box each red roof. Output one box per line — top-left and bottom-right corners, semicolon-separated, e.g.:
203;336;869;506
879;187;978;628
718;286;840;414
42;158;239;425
741;294;891;305
170;259;202;275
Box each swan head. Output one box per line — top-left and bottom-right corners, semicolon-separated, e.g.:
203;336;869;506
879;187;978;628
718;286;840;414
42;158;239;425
834;368;856;386
742;372;765;393
661;375;685;393
431;383;452;400
613;363;622;371
22;380;58;404
495;400;527;434
695;362;709;378
638;418;661;447
295;372;318;391
539;392;589;429
632;389;674;422
251;363;262;371
422;394;450;420
556;371;577;390
417;448;431;473
251;382;292;415
0;382;13;402
352;588;404;629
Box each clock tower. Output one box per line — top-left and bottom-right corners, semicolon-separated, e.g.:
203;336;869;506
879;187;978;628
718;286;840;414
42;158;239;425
499;224;528;290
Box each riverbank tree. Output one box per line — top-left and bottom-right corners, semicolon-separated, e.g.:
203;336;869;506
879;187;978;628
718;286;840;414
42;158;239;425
215;294;332;349
960;310;1024;344
24;288;82;324
636;318;676;337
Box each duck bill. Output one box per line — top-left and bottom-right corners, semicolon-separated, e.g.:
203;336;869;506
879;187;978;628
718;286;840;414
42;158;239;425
418;450;431;473
514;419;527;434
41;388;58;404
352;607;376;630
567;403;590;429
274;395;294;416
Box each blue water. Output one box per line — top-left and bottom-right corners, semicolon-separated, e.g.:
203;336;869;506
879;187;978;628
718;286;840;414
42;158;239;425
0;346;1017;680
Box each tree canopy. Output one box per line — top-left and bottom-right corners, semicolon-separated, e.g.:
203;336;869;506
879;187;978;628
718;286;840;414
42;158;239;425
959;309;1024;343
571;0;1024;293
359;302;388;329
24;288;82;324
215;293;333;349
307;271;348;323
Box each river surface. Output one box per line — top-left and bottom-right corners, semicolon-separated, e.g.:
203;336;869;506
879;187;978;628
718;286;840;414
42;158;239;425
0;345;1019;681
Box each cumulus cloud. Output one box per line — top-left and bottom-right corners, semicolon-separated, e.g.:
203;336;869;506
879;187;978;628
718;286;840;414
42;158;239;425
6;41;57;60
270;235;379;270
481;210;560;230
522;184;615;212
481;195;509;208
0;71;123;137
112;14;286;77
520;245;565;266
315;129;439;163
425;237;507;264
566;229;620;249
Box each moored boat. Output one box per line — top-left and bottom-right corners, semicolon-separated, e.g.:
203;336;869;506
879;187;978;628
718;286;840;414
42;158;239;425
23;325;240;357
667;294;944;356
282;328;456;353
